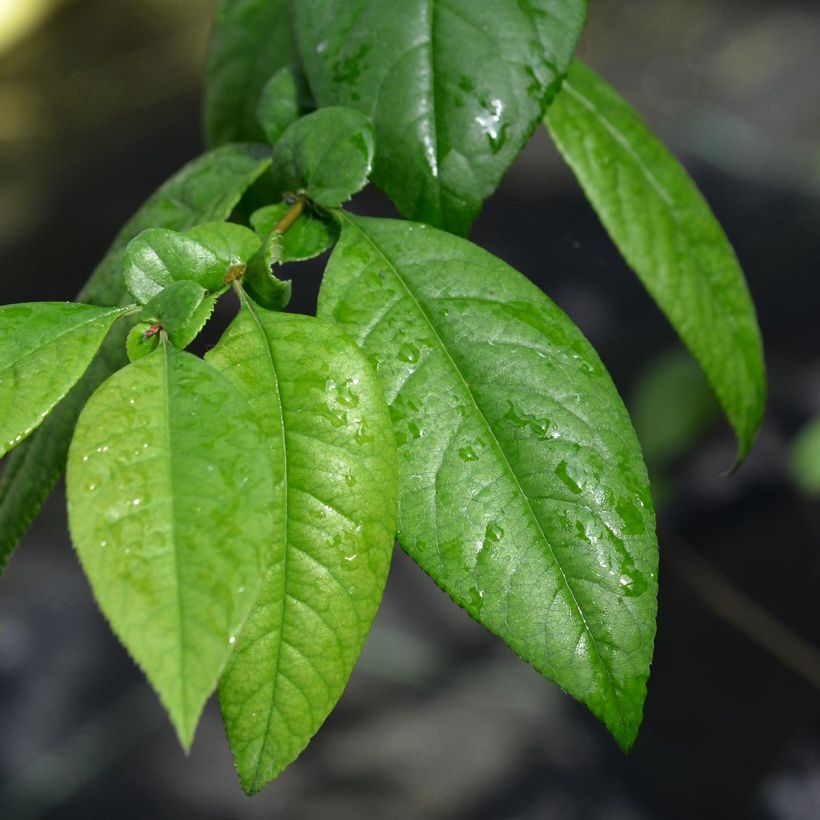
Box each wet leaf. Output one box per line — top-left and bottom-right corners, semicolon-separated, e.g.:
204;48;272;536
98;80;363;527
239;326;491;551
319;213;657;750
251;203;336;262
0;144;271;573
257;64;315;146
207;302;397;793
66;345;275;749
0;303;128;458
270;107;374;208
545;61;766;463
205;0;296;146
295;0;588;234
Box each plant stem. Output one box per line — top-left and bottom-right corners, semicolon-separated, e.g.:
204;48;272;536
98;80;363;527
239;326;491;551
275;195;307;235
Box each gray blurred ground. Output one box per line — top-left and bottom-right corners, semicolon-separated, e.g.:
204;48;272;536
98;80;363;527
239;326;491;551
1;1;819;817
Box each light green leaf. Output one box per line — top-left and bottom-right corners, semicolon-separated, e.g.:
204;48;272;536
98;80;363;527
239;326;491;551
66;345;275;749
0;303;128;458
295;0;588;235
251;203;336;262
205;0;296;147
0;144;271;573
244;234;291;311
545;60;765;463
126;323;160;362
271;107;374;208
318;214;657;750
124;229;229;303
257;64;314;146
207;303;397;793
790;417;820;496
184;222;262;270
140;280;207;336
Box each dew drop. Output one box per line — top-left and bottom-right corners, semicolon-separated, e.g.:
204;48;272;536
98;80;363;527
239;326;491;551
397;342;420;364
228;635;236;645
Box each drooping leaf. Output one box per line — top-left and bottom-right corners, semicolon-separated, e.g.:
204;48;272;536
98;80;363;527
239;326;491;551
66;344;275;749
790;417;820;496
545;60;766;463
251;203;336;262
318;214;657;750
295;0;588;235
205;0;296;147
140;280;207;336
124;229;229;303
0;303;129;458
257;64;315;146
271;107;374;208
244;234;291;311
206;302;397;793
0;144;271;573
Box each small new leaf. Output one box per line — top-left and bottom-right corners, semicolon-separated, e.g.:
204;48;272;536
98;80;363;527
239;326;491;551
0;303;128;458
545;60;766;463
126;322;160;362
271;107;374;208
140;280;207;336
319;214;657;751
207;303;397;793
67;345;275;749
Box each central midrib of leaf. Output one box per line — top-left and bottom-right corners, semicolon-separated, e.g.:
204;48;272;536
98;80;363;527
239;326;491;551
338;213;626;729
244;300;290;790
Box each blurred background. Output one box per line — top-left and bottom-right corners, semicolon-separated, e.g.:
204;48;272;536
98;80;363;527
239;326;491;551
1;1;819;817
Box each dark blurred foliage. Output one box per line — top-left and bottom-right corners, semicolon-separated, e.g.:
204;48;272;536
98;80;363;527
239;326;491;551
1;1;819;818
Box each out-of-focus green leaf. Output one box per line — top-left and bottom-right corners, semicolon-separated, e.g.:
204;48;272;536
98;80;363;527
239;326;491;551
0;144;271;573
790;417;820;496
207;303;397;793
295;0;588;234
205;0;296;146
0;303;129;458
545;60;766;463
271;107;374;208
67;345;275;749
319;213;657;751
256;64;314;146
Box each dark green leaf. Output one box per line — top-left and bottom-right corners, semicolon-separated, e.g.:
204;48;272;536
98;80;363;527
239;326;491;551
295;0;588;234
271;107;374;208
318;214;657;750
545;60;766;462
244;234;291;311
205;0;296;146
67;345;275;749
0;144;271;573
251;203;336;262
0;303;129;458
257;64;315;146
207;303;397;793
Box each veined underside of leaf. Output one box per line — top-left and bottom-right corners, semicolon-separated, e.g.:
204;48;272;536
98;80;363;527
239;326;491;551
207;303;397;793
295;0;588;235
318;213;658;749
0;144;271;572
545;60;765;462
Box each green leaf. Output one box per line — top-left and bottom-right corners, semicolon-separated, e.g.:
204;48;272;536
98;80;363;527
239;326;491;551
271;107;374;208
790;417;820;496
318;214;657;750
140;280;207;336
126;323;160;362
295;0;588;235
184;222;261;269
206;303;397;793
251;204;336;262
0;303;128;458
257;64;315;146
66;345;275;749
545;60;766;463
244;234;292;311
0;144;271;574
124;229;230;303
205;0;296;147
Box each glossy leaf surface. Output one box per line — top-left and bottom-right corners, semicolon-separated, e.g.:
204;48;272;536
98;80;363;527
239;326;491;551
251;204;336;262
318;214;657;749
140;280;207;336
205;0;296;146
271;107;374;208
0;144;271;572
257;64;314;146
67;345;275;748
0;303;128;458
207;303;397;793
545;60;765;462
184;222;261;269
295;0;588;234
